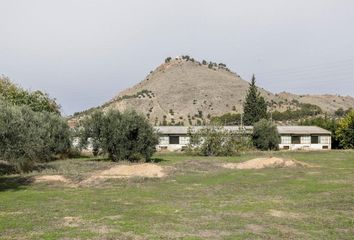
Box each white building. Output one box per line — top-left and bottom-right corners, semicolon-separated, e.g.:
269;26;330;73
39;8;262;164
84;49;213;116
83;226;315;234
154;125;332;151
277;126;331;150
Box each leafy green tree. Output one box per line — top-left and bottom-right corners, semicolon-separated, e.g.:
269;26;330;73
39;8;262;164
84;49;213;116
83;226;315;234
211;113;241;125
336;110;354;149
187;126;251;156
79;109;158;161
243;75;267;125
0;101;71;172
0;76;60;114
252;119;280;151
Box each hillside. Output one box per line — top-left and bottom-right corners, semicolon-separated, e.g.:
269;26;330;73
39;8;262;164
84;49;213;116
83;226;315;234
72;57;354;126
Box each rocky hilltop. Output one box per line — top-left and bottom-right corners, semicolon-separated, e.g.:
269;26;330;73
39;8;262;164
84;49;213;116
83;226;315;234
72;57;354;126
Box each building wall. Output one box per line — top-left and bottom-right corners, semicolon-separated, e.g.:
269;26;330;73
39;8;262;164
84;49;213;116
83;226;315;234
157;135;190;151
279;135;331;150
157;134;332;151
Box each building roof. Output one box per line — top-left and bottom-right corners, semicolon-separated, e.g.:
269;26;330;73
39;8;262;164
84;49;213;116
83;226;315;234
155;125;331;135
154;126;253;135
276;126;331;135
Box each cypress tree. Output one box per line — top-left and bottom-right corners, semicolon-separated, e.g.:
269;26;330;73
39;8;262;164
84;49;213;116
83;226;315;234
243;75;267;125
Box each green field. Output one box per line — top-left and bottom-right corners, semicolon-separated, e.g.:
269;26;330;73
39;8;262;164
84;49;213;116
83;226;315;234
0;151;353;239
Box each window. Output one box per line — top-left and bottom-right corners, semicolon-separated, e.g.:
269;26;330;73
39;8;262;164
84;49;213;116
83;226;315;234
281;136;291;144
311;136;319;144
320;136;330;144
291;136;301;144
169;136;180;144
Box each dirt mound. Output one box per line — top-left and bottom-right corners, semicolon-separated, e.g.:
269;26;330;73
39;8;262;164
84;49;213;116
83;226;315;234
34;175;70;183
81;163;166;185
100;163;165;178
222;157;309;170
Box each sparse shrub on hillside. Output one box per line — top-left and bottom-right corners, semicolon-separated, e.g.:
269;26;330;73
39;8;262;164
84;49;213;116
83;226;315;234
79;110;158;161
165;57;172;63
202;60;207;65
335;108;345;117
252;119;280;151
211;113;241;126
270;103;322;121
169;109;174;115
198;110;203;118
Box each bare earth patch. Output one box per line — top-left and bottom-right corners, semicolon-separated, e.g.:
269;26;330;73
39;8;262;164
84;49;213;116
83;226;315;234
269;209;305;219
222;157;310;170
81;163;167;185
34;175;70;183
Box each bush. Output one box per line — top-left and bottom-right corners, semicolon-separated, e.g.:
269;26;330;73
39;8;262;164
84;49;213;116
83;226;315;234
252;119;280;151
187;126;251;156
0;76;61;114
165;57;172;63
79;109;158;161
336;110;354;149
0;101;71;172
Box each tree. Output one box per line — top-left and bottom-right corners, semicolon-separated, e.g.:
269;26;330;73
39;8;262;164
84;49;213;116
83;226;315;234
252;119;280;151
0;76;61;114
336;110;354;149
243;75;267;125
79;109;158;161
187;127;248;156
0;101;71;172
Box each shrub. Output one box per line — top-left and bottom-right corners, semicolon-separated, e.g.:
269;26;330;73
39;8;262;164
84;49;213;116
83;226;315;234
165;57;172;63
187;127;251;156
336;110;354;149
79;109;158;161
252;119;280;150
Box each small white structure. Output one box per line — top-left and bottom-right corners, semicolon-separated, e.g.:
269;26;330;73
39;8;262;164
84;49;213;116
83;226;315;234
155;125;332;151
277;126;331;150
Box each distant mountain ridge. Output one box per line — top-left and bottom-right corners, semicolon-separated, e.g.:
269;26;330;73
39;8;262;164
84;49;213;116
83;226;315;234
71;56;354;126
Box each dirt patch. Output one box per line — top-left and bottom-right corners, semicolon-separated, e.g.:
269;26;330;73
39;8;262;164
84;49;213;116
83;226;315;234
34;175;71;183
222;157;310;170
62;216;84;228
81;163;167;185
269;209;304;219
245;224;265;233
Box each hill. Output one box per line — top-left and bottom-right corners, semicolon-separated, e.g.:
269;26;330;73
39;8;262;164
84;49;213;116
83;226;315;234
71;56;354;126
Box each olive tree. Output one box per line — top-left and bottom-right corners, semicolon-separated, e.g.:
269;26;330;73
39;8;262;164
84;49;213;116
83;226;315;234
79;109;158;161
0;101;71;172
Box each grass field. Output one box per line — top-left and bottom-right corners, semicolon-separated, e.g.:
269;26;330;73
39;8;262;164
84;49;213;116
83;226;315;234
0;151;353;239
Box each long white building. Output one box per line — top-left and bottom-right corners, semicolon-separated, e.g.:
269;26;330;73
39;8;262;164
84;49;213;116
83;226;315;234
154;125;332;151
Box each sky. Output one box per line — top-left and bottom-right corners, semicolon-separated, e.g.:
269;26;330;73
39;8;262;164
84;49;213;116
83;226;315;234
0;0;354;116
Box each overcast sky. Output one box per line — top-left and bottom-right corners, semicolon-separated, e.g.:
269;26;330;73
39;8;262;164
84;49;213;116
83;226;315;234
1;0;353;115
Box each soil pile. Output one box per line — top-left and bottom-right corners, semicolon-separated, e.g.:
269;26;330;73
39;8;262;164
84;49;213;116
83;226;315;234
223;157;309;170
